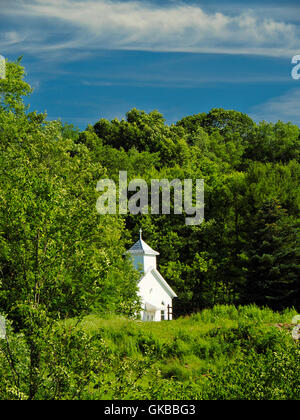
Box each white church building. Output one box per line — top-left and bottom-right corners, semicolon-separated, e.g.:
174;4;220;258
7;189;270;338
127;230;177;321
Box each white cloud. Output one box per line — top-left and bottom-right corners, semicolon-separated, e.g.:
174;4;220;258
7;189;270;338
0;31;27;47
0;0;299;59
250;88;300;125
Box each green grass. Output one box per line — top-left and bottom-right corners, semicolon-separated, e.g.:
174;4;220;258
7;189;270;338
62;304;300;400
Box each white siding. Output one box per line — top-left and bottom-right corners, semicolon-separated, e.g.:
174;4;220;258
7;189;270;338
138;271;173;321
143;255;157;271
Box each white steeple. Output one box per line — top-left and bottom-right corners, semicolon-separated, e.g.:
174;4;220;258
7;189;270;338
127;230;159;272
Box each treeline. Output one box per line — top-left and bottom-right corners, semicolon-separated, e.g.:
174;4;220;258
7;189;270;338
79;106;300;314
0;59;299;330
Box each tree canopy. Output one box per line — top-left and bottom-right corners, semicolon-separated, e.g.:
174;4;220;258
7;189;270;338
1;58;299;322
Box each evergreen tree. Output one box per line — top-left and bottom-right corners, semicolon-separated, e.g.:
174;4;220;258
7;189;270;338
243;199;300;310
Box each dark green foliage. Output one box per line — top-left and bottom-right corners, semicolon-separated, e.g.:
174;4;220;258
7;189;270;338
244;121;300;163
1;58;299;316
91;105;300;314
243;199;300;310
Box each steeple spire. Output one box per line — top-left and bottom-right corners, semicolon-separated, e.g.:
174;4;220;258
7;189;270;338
127;231;159;256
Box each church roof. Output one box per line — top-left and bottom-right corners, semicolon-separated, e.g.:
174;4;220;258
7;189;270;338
127;229;159;256
127;238;159;255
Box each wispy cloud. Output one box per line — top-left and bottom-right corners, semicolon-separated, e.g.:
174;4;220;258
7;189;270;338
0;0;299;60
250;88;300;125
82;74;290;89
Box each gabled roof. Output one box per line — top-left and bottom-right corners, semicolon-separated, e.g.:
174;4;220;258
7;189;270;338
139;267;177;298
127;238;159;256
151;267;177;298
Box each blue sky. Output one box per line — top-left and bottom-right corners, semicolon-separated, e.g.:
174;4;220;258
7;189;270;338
0;0;300;128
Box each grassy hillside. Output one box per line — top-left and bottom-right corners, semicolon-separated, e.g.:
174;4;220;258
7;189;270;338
63;305;300;400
